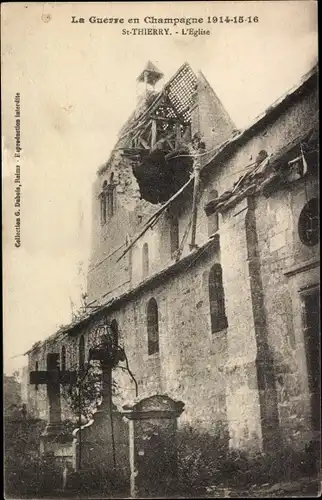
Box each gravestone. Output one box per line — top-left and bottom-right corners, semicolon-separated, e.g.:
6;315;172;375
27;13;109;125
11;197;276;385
71;333;130;493
72;400;129;478
123;394;185;498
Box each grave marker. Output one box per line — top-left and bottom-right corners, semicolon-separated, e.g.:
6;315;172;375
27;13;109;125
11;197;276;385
29;353;77;443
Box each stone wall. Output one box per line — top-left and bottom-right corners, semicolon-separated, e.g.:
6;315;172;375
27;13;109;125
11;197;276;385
26;73;318;454
29;241;227;437
210;87;318;450
256;175;319;448
108;242;228;437
126;79;318;299
191;71;236;151
219;199;264;450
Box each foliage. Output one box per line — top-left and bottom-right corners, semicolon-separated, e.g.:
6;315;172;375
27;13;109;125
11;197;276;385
6;454;65;498
4;417;65;498
61;361;102;419
176;426;319;496
5;418;46;465
176;424;230;495
4;371;22;415
61;324;121;420
61;359;120;420
65;467;129;497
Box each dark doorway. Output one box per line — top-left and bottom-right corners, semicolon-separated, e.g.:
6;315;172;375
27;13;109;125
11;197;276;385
302;288;320;430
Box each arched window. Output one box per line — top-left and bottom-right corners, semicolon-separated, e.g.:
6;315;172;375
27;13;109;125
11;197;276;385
170;213;179;257
110;319;119;347
100;176;117;223
61;346;66;371
79;335;85;371
207;189;219;236
107;173;116;218
209;264;227;333
147;298;159;355
142;243;149;278
100;181;108;224
107;187;115;218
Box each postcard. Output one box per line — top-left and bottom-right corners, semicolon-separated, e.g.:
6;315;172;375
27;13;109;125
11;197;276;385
2;2;319;498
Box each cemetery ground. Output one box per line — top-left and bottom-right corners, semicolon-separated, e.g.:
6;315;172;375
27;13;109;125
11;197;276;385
4;416;321;499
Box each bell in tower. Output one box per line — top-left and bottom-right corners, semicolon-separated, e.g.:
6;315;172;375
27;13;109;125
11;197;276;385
137;61;163;90
136;61;164;106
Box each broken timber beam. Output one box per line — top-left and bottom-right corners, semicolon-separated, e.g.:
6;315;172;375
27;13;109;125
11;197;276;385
116;175;194;263
152;130;177;151
139;137;150;149
150;116;179;123
151;120;157;148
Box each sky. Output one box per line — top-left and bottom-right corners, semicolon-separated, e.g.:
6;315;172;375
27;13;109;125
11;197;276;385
2;1;318;374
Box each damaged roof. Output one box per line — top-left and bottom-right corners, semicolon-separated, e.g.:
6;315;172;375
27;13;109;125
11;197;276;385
123;61;197;132
98;62;198;175
204;125;318;216
203;63;318;215
200;63;318;170
25;63;318;356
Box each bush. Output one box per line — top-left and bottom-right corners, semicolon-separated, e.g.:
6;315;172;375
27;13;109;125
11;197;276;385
176;426;320;496
65;468;129;497
5;454;64;498
4;418;64;498
176;425;229;495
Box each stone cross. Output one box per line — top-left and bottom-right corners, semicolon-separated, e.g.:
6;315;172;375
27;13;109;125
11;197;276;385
89;328;125;414
72;327;126;470
30;352;77;434
89;345;116;422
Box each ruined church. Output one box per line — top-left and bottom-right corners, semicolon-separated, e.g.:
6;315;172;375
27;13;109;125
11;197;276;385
25;61;319;455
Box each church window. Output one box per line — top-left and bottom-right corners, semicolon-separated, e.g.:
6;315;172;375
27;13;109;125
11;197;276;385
100;181;108;224
170;213;179;257
107;173;116;218
209;264;228;333
147;298;159;355
79;335;85;371
142;243;149;278
207;189;219;237
110;319;119;347
100;175;117;224
61;346;66;371
298;198;319;247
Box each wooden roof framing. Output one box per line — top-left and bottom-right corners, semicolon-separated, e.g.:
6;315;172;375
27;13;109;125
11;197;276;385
117;62;198;159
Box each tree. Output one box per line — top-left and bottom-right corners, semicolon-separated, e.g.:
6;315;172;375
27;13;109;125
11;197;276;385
4;371;22;416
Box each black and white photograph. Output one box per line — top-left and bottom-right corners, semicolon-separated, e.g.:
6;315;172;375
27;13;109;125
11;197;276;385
2;1;320;498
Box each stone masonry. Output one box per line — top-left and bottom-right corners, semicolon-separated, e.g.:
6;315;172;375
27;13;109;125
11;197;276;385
25;63;319;456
